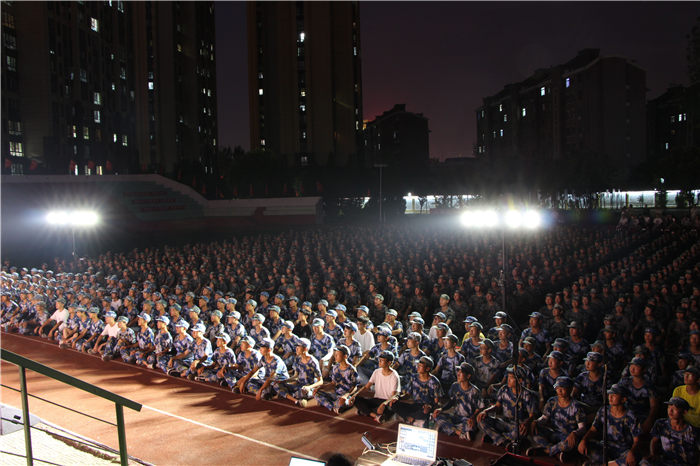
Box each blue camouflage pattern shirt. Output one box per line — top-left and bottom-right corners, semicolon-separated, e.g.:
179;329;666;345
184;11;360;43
437;351;466;386
256;354;290;381
448;382;484;418
339;338;362;363
574;371;607;406
324;324;344;344
212;347;236;367
541;396;586;433
173;334;194;358
266;318;285;337
136;327;155;349
293;355;322;386
592;406;641;452
154;331;173;354
474;355;500;388
520;327;550;356
496;385;537;422
330;363;358;395
461;339;481;365
650;418;700;466
191;338;213;362
225;321;247;341
492;341;514;364
238;349;263;376
617;376;658;418
396;349;426;378
404;373;444;405
310;333;335;361
275;334;301;355
118;327;137;345
249;326;271;347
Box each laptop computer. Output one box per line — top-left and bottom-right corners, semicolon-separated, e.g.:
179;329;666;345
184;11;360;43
381;423;438;466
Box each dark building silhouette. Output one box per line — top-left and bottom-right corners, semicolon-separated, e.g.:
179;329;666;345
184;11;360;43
475;49;646;175
1;1;217;175
363;104;430;172
247;1;363;168
647;84;697;161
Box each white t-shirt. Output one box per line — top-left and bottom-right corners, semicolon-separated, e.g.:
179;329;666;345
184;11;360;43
355;329;375;355
428;325;453;340
369;368;401;400
50;308;70;330
100;322;120;338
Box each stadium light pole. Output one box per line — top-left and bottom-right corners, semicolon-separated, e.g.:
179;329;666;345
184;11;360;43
374;163;388;224
46;211;99;260
461;208;540;455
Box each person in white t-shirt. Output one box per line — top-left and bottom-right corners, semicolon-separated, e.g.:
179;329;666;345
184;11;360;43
355;316;375;356
39;297;69;340
90;311;119;356
350;351;400;423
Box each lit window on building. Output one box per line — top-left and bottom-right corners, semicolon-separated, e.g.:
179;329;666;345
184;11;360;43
8;121;21;135
261;139;265;146
500;129;504;137
503;115;507;122
665;143;669;150
9;141;22;157
148;82;153;90
259;88;263;95
91;18;98;32
93;92;101;105
122;135;127;146
499;104;503;112
94;110;100;123
3;32;17;50
300;32;305;42
113;133;117;143
73;126;77;138
541;87;545;96
566;78;570;88
83;127;89;140
300;105;306;112
522;108;526;117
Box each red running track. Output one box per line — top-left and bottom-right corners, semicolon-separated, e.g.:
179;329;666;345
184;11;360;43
0;333;539;465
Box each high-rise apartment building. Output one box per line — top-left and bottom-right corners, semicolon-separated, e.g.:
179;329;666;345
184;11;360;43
1;0;217;175
475;49;646;174
247;1;363;168
647;84;697;161
363;104;430;172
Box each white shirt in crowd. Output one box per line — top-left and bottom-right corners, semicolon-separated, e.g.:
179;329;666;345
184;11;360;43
369;367;401;400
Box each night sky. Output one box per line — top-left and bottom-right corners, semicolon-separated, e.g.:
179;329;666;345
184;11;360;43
215;1;700;160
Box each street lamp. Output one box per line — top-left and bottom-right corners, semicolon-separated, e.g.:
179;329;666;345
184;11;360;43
46;210;99;260
461;208;541;454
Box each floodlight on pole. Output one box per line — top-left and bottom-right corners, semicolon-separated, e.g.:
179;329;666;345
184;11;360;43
46;210;99;260
459;207;542;455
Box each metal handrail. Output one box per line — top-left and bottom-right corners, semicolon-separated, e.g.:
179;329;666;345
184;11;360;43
1;349;141;466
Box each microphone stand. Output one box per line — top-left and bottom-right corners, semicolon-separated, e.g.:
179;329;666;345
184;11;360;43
499;248;523;455
602;363;609;465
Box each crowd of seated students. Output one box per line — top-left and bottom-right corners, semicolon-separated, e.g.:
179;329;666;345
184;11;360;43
2;217;700;465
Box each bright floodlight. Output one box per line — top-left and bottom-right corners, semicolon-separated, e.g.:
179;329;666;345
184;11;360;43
505;210;522;228
47;210;98;226
462;210;499;228
523;211;541;228
46;211;65;225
